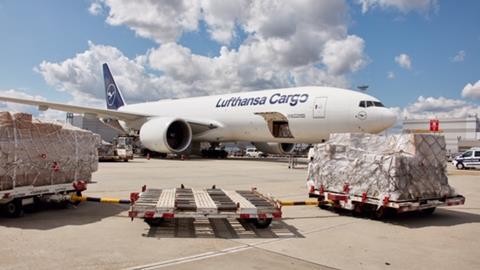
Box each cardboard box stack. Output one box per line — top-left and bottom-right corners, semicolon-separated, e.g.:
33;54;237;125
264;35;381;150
0;112;100;191
307;133;456;201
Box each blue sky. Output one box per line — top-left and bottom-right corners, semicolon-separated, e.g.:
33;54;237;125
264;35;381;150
348;0;480;103
0;0;479;120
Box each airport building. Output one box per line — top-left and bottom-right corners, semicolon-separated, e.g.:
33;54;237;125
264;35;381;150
68;113;121;142
403;115;480;154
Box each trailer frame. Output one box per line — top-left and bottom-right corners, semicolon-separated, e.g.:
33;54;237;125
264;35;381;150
308;186;465;217
0;180;87;217
129;185;282;228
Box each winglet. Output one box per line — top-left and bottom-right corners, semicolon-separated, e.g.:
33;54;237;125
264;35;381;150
103;63;126;110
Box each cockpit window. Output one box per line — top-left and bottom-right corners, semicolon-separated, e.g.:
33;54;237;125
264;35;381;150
359;100;385;108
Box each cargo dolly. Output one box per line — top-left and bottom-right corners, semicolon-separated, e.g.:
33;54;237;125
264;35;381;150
0;180;87;217
129;185;282;228
308;185;465;218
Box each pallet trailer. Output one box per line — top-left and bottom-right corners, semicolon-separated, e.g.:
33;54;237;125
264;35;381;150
0;180;87;217
129;185;282;228
308;185;465;218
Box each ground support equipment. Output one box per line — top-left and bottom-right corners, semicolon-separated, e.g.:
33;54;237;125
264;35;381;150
129;185;282;229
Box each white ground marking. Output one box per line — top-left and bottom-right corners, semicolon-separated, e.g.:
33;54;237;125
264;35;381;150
125;221;356;269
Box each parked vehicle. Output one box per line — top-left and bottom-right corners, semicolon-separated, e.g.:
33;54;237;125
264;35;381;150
98;136;134;162
245;147;267;158
452;148;480;169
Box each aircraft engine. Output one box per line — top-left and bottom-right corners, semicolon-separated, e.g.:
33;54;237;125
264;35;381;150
253;142;295;155
139;117;192;153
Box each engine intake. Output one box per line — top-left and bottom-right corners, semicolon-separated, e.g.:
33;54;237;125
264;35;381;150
253;142;295;155
140;117;192;153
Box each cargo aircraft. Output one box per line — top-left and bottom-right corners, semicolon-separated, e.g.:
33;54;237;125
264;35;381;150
0;64;396;156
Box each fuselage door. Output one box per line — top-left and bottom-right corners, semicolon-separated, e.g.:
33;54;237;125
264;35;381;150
313;97;327;118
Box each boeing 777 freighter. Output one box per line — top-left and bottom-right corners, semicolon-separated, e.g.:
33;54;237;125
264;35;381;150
0;64;396;155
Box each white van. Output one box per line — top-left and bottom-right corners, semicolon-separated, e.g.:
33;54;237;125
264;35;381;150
245;147;267;158
452;148;480;169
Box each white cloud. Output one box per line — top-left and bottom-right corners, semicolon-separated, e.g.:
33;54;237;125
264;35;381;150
394;53;411;69
451;50;466;62
94;0;367;70
88;1;103;15
0;89;46;114
397;96;480;120
387;71;395;79
462;80;480;100
37;1;368;103
101;0;201;43
321;35;367;75
0;89;66;121
386;95;480;133
357;0;438;14
146;42;350;96
35;41;181;105
200;0;248;44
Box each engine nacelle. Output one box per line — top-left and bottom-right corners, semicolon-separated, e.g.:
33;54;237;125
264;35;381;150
139;117;192;153
253;142;295;155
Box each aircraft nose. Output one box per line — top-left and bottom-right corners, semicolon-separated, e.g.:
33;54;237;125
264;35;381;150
382;108;397;129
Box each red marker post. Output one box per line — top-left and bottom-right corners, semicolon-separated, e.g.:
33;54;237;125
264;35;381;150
430;119;439;132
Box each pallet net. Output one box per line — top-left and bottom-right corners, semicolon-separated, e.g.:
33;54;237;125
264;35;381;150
307;133;456;201
0;112;101;191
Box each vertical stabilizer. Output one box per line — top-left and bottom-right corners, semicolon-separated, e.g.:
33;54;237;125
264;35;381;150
103;63;126;110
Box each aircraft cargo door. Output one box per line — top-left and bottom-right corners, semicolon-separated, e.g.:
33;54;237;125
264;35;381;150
313;97;327;118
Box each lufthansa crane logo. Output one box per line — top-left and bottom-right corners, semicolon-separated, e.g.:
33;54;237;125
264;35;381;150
356;111;367;120
107;84;117;106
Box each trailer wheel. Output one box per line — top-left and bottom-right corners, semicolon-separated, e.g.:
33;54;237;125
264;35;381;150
318;202;329;210
371;206;386;220
55;199;71;209
144;218;164;227
420;207;436;215
253;218;272;229
352;203;363;217
4;199;24;218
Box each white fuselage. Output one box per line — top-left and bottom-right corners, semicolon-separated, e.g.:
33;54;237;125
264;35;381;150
119;86;396;144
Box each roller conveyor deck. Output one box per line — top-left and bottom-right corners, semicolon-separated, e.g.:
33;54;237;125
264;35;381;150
129;185;281;228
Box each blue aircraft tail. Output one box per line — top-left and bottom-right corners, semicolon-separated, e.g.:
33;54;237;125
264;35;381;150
103;63;126;110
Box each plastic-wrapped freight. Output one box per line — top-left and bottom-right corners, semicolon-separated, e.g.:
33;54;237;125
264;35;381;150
0;112;101;191
307;133;456;201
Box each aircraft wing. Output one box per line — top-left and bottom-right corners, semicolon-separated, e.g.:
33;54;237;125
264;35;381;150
0;95;151;121
0;95;219;133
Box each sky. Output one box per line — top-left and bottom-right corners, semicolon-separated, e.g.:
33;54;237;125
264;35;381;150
0;0;479;123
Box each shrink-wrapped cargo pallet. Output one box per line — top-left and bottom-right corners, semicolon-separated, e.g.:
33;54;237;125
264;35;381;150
307;133;456;201
0;112;101;191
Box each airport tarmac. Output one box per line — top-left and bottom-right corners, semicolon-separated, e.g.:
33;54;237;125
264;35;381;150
1;158;479;270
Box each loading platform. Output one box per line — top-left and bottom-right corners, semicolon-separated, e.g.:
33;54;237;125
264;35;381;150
129;185;282;228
